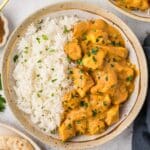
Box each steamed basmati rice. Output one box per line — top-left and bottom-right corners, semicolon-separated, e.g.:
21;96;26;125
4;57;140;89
13;15;80;133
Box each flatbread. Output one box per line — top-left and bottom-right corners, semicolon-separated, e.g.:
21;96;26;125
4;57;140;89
0;136;34;150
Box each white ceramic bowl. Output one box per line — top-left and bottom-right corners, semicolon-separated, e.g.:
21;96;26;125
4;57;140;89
0;123;41;149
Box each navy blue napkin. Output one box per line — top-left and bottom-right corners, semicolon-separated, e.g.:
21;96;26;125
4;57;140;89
132;35;150;150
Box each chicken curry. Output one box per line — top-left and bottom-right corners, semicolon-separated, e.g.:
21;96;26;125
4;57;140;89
114;0;150;11
59;19;136;141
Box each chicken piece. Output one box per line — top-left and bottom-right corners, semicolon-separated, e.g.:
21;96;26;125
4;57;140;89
86;30;109;44
90;19;108;31
88;118;106;134
141;0;149;10
107;26;125;47
112;62;124;72
80;40;91;54
60;108;87;140
59;118;75;141
82;47;107;70
91;70;118;93
100;46;128;59
90;94;111;113
119;67;134;81
72;68;94;97
73;21;90;38
68;108;87;134
105;105;119;126
64;40;82;60
127;82;135;94
112;83;129;105
63;90;80;111
97;112;107;120
67;108;87;121
75;119;87;135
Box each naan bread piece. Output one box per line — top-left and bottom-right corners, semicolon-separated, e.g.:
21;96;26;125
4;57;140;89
0;136;34;150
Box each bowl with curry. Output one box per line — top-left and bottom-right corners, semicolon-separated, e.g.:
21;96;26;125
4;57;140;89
2;2;148;149
108;0;150;22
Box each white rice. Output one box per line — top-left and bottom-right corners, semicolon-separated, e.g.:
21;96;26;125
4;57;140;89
13;16;80;133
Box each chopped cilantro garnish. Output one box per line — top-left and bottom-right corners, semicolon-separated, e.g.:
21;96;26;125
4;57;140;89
103;101;108;106
80;76;83;80
25;47;28;50
68;69;73;74
13;55;19;63
42;34;48;40
51;68;54;71
105;76;108;81
36;74;40;77
76;59;82;65
45;47;49;51
87;51;91;57
92;56;97;62
63;26;70;34
49;49;55;53
80;101;84;107
50;130;56;134
67;56;71;63
37;93;40;97
24;50;28;54
96;38;99;42
126;76;133;82
111;41;121;46
82;34;87;40
115;42;121;46
36;37;40;44
80;101;88;108
37;60;42;63
113;58;117;62
39;90;43;93
51;79;57;82
96;36;102;42
38;19;43;24
111;64;114;67
67;124;72;129
76;120;81;124
92;110;97;117
0;95;6;112
111;41;116;46
91;47;98;55
79;70;83;74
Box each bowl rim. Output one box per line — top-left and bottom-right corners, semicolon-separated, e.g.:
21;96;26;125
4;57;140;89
0;123;41;149
108;0;150;22
0;13;9;48
1;2;148;149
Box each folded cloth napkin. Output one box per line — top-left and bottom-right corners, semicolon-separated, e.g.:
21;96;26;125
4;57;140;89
132;35;150;150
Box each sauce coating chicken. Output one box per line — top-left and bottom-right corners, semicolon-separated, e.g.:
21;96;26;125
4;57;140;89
59;19;136;141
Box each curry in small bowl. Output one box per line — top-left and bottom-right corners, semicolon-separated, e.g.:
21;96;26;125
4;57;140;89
114;0;150;11
109;0;150;22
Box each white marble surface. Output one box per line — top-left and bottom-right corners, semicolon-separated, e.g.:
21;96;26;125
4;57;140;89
0;0;149;150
